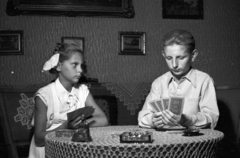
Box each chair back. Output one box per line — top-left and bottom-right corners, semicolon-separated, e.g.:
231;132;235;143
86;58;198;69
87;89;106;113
0;82;119;157
0;88;37;158
94;95;118;125
88;83;118;125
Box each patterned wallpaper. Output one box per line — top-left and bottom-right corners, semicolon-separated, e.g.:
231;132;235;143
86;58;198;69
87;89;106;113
0;0;240;86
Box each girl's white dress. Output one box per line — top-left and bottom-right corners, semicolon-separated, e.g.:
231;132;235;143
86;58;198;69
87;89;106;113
28;78;89;158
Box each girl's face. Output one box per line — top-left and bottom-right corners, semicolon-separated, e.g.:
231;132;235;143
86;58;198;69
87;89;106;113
162;44;196;81
58;52;83;84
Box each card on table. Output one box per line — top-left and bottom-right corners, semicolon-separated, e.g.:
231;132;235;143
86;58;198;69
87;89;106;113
67;106;95;122
149;100;161;112
168;97;184;115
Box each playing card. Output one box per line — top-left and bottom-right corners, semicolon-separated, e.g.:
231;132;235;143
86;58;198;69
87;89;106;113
168;97;184;115
162;98;169;110
149;100;160;112
67;106;95;122
155;99;164;111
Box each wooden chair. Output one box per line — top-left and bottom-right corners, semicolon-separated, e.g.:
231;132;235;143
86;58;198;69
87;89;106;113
89;82;118;125
215;86;240;157
94;95;118;125
0;88;37;158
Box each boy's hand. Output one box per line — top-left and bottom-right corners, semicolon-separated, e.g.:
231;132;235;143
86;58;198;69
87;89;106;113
67;114;85;129
152;112;164;128
161;110;181;126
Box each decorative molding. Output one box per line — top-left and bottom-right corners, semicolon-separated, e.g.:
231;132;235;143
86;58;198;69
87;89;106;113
0;83;47;90
215;85;240;90
102;82;151;115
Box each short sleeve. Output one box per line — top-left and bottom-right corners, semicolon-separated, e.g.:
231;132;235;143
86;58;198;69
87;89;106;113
34;86;52;108
77;84;90;107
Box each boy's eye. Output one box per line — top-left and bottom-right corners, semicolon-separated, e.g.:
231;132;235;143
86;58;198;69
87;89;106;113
166;57;172;60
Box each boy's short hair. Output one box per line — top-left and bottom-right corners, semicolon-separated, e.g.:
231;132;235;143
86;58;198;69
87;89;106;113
162;29;195;53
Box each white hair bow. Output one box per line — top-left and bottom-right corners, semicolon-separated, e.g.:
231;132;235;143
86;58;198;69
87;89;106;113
42;53;60;72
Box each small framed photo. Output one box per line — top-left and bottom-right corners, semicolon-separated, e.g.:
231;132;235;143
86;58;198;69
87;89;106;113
119;31;146;55
0;30;23;55
61;37;84;53
162;0;203;19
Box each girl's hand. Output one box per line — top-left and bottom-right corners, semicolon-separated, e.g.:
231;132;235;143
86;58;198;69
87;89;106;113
67;114;85;129
161;110;181;126
152;112;164;129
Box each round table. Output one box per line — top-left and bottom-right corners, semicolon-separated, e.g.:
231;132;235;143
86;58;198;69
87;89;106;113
45;125;224;158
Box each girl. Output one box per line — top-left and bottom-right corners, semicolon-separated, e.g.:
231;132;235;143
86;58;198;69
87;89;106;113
29;43;108;158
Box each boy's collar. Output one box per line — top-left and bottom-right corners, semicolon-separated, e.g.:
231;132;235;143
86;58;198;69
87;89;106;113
167;68;197;88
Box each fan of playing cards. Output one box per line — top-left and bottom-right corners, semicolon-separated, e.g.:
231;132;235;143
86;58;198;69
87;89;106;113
149;97;184;115
149;97;185;130
67;106;95;122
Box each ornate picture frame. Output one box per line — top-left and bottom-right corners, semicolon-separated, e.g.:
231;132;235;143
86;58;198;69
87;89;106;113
0;30;23;55
7;0;135;18
119;31;146;55
162;0;203;19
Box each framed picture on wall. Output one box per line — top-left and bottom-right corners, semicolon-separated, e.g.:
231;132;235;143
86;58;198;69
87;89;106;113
119;31;146;55
0;30;23;55
162;0;203;19
61;37;84;53
7;0;135;18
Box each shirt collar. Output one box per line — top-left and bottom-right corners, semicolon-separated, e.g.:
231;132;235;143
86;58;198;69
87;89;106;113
167;68;197;88
55;78;79;104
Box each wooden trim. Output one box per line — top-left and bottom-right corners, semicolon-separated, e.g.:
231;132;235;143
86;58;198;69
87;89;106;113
215;85;240;90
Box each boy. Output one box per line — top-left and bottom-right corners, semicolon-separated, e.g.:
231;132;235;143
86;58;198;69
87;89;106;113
138;29;219;129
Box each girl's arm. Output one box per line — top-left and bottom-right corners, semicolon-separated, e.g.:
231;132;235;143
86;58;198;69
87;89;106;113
34;96;52;146
34;92;108;146
85;93;108;127
34;96;76;146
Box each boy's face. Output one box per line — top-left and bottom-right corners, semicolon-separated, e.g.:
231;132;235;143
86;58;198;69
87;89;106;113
162;44;196;80
58;52;83;84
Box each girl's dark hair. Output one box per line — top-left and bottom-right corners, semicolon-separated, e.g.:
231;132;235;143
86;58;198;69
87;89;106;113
162;29;195;53
49;42;87;75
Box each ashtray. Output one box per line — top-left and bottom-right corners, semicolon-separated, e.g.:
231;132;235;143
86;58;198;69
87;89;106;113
182;128;201;136
120;130;153;143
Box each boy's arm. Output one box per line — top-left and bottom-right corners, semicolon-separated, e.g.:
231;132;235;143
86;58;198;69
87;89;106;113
138;100;154;128
138;81;161;128
179;78;219;129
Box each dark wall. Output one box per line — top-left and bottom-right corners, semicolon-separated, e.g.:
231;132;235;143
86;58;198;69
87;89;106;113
0;0;240;85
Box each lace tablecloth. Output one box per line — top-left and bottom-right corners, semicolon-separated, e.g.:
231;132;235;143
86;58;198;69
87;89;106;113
45;126;224;158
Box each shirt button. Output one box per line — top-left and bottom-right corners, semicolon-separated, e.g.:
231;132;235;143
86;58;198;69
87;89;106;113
178;89;180;91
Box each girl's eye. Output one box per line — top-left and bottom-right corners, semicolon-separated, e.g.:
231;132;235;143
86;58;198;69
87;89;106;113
179;57;185;60
72;63;78;67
